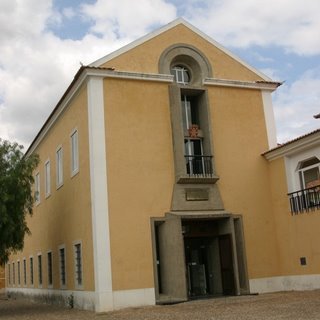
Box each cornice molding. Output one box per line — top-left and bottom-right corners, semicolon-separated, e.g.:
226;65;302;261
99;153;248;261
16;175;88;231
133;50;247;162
203;78;281;91
85;68;174;82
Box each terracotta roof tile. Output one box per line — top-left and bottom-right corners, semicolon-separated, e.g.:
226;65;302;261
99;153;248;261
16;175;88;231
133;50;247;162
263;128;320;155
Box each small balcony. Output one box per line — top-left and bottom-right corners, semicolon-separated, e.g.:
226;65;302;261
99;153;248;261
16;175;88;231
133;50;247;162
185;155;213;176
177;155;218;184
288;186;320;214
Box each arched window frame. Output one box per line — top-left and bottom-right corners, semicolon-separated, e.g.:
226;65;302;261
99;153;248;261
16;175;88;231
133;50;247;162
297;157;320;189
171;65;191;85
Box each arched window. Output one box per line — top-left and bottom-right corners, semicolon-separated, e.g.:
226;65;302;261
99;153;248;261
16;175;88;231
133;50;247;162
171;65;190;84
297;157;320;189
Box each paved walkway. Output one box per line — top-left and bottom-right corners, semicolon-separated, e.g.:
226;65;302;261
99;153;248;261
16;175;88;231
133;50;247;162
1;290;320;319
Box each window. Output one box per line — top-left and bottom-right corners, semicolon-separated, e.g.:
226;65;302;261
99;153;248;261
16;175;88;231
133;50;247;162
71;129;79;176
181;94;212;176
74;242;83;287
23;259;27;286
288;157;320;214
30;256;34;285
59;246;66;288
35;172;40;204
45;160;51;197
298;157;320;189
47;251;53;287
17;260;21;286
171;65;190;84
181;95;199;132
56;146;63;188
12;262;15;285
38;254;42;286
8;263;10;285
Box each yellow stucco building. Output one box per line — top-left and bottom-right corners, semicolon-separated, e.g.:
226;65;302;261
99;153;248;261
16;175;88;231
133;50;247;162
5;19;320;311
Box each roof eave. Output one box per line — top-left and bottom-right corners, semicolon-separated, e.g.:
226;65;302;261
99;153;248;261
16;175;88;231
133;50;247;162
263;129;320;161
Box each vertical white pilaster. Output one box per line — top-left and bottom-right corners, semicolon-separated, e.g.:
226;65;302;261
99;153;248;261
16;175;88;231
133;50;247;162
87;76;113;312
262;91;278;149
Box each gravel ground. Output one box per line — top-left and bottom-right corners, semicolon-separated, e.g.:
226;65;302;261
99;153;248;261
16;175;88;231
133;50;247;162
1;290;320;320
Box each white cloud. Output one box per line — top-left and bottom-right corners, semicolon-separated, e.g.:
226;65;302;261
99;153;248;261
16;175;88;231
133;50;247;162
187;0;320;56
273;68;320;143
0;0;177;148
81;0;177;40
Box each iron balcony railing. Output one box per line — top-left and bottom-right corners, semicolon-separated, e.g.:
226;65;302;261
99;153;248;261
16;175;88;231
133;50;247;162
288;185;320;214
185;155;213;176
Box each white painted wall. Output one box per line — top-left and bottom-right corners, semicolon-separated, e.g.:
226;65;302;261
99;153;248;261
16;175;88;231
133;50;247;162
262;91;278;149
87;76;114;312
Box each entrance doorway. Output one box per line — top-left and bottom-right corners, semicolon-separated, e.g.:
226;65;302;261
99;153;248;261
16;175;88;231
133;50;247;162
184;235;235;298
152;214;249;304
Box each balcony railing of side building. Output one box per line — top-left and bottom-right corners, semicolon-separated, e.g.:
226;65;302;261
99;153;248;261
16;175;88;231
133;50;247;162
288;185;320;215
185;155;213;177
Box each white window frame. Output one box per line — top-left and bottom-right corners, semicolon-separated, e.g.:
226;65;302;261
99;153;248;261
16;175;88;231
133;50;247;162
58;245;67;289
37;252;42;288
35;172;40;205
284;147;320;193
56;146;63;189
44;159;51;198
298;161;320;189
73;240;83;289
47;250;53;288
171;65;190;84
29;255;34;287
70;129;79;177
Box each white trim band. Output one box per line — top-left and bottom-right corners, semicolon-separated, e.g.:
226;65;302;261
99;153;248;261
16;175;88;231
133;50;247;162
6;287;95;310
262;91;277;149
87;76;113;312
86;69;173;83
6;287;156;311
250;274;320;293
203;78;280;91
113;288;155;310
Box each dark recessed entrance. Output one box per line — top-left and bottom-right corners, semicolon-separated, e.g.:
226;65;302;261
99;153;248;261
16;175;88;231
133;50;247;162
183;221;235;298
152;213;249;304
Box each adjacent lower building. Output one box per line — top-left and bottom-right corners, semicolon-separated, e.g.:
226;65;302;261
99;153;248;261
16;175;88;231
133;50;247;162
5;18;320;312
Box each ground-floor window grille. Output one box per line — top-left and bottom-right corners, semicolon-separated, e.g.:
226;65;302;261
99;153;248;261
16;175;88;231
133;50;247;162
12;263;15;285
59;247;66;287
23;259;26;285
47;252;53;286
30;257;34;285
74;243;82;287
8;263;10;285
38;255;42;286
17;261;20;285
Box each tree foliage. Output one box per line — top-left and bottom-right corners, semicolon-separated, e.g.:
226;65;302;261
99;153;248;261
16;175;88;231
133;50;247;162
0;139;39;265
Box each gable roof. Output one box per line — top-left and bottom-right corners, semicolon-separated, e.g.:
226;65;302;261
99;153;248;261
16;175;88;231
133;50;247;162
89;18;272;81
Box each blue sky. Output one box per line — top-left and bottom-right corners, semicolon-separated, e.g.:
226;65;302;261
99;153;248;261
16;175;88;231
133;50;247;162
0;0;319;147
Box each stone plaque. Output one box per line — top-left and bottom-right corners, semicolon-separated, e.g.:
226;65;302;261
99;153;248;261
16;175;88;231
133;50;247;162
186;188;209;201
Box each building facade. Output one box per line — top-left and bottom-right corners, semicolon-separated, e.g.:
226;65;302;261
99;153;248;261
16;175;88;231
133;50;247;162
5;19;320;312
